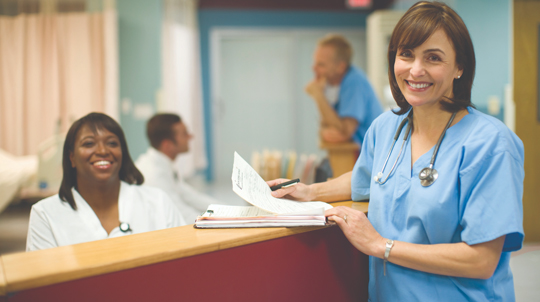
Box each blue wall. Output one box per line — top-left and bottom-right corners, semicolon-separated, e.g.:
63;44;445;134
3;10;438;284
117;0;162;159
198;10;370;180
454;0;510;119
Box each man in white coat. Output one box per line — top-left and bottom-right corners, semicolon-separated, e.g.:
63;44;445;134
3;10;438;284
136;113;217;223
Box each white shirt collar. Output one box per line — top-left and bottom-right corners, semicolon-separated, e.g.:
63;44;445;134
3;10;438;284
72;181;131;237
325;84;341;106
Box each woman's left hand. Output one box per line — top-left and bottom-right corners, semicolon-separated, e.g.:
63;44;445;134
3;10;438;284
325;206;386;258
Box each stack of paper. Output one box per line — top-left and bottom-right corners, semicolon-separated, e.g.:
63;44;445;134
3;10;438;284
194;152;332;228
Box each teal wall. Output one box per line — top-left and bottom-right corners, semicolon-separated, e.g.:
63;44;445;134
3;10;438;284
117;0;162;160
454;0;510;119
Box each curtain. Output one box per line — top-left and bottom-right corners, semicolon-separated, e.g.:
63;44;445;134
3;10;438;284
162;0;207;178
0;0;118;156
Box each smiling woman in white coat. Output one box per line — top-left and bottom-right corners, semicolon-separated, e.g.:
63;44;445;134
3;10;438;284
26;112;185;251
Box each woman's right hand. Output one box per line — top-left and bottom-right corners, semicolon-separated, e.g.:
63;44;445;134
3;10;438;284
266;179;313;201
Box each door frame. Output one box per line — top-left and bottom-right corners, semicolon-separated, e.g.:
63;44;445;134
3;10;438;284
514;0;540;243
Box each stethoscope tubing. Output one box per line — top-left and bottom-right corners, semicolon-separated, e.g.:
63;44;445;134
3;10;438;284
426;111;456;169
374;110;457;186
376;121;411;185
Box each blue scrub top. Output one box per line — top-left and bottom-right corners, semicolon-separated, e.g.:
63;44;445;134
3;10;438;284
335;66;383;144
351;107;524;302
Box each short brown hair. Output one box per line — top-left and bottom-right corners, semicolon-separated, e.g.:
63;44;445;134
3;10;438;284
318;34;353;65
146;113;182;149
388;1;476;115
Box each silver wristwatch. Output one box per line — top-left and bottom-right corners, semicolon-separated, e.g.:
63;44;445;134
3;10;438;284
384;239;394;276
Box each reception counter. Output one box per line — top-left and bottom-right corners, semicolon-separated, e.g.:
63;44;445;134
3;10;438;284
0;201;368;302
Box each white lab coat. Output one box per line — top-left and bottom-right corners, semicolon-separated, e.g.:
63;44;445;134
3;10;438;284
26;181;185;251
136;148;218;223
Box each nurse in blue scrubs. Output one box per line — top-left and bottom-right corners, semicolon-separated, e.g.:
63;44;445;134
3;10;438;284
268;2;524;301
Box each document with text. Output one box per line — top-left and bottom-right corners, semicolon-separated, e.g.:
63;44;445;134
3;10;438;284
194;152;332;228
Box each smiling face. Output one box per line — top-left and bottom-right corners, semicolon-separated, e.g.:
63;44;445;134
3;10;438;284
394;29;463;109
69;124;123;185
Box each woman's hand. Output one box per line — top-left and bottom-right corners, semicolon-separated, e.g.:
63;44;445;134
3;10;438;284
268;172;353;203
325;206;386;258
327;206;506;279
266;179;313;201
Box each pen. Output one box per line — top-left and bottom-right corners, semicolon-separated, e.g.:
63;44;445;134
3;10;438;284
270;178;300;191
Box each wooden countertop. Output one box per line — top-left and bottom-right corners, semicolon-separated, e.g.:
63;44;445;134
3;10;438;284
0;201;368;296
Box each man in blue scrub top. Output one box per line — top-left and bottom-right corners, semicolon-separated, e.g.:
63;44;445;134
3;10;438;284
306;34;383;145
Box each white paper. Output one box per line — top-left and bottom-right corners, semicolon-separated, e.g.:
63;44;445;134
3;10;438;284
231;152;332;214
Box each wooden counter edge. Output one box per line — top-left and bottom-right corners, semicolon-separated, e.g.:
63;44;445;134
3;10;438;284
0;201;368;295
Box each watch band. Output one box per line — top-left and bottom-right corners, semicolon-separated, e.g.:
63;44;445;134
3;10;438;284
384;239;394;276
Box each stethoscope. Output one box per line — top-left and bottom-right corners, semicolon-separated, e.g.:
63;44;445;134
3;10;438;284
119;222;132;233
373;111;457;187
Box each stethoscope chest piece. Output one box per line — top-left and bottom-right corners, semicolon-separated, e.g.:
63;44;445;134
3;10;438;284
419;167;438;187
119;222;132;233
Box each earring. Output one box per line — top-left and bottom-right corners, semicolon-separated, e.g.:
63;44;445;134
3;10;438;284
457;75;461;79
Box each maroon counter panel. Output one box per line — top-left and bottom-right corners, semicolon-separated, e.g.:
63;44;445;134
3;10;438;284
6;226;368;302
